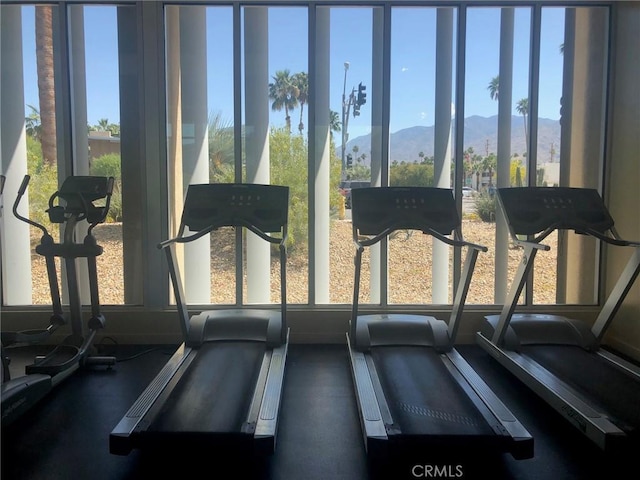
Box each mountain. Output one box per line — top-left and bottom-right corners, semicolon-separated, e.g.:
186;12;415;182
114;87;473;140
340;115;561;164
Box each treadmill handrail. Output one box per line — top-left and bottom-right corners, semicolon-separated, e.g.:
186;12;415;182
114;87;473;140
349;186;487;348
158;218;286;249
506;222;638;250
354;224;487;253
158;183;289;344
493;186;640;348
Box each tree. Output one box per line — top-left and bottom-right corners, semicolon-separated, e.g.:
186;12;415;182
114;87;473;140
510;156;526;186
97;118;110;131
35;5;57;167
268;69;299;133
488;75;500;101
329;110;341;138
482;153;497;187
390;162;434;187
208;111;235;182
25;105;41;140
464;147;483;189
515;98;529;146
292;72;308;134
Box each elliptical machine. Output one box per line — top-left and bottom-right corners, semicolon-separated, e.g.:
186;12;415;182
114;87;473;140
1;174;116;427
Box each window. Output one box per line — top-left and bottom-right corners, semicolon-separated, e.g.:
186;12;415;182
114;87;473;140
0;2;613;312
1;3;129;306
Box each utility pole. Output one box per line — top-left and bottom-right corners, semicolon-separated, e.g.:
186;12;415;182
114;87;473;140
341;62;350;178
341;62;367;179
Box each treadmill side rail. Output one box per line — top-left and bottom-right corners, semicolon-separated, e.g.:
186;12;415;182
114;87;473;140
477;332;628;452
347;335;388;451
253;335;289;453
445;349;534;459
596;348;640;380
109;345;192;455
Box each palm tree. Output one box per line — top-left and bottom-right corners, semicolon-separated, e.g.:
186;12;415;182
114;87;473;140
268;69;299;133
292;72;308;134
36;5;57;166
207;111;235;182
25;105;41;139
515;98;529;145
482;153;497;188
466;148;484;189
488;75;500;101
97;118;110;131
329;110;341;137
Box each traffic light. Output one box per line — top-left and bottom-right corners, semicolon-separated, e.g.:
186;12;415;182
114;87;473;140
346;154;353;169
357;82;367;107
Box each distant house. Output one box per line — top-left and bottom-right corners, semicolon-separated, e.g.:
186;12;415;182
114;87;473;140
88;131;120;160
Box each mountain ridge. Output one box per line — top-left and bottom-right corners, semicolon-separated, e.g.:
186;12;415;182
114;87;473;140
340;114;561;164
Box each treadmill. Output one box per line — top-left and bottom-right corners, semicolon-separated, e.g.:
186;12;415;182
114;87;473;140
347;186;533;460
477;186;640;452
110;183;290;456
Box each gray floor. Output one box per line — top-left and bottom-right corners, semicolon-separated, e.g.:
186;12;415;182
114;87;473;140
1;343;635;479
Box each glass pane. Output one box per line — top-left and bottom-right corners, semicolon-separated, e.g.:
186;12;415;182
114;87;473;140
1;4;126;307
73;5;124;305
388;7;456;304
330;7;373;304
462;7;502;305
241;6;309;305
165;5;236;305
166;6;309;306
462;7;535;306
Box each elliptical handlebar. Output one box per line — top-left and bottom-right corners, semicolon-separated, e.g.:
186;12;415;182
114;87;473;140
13;175;50;237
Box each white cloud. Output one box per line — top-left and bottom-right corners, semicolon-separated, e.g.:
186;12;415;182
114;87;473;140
401;67;409;72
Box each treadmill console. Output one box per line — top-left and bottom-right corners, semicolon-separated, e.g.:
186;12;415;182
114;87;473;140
181;183;289;233
351;186;459;236
497;187;614;236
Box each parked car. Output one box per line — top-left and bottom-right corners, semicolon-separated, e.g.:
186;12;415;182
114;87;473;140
339;180;370;209
462;186;475;198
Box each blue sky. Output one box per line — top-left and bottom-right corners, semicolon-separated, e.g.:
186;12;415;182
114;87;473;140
20;5;565;134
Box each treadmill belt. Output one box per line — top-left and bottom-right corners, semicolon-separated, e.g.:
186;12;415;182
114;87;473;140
523;345;640;433
148;342;265;434
371;346;495;436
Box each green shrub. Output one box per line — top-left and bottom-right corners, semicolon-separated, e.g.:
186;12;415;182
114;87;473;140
474;191;496;222
269;129;309;254
27;162;59;230
90;154;122;222
390;162;435;186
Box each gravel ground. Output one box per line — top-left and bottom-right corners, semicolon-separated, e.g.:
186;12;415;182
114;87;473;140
29;219;558;306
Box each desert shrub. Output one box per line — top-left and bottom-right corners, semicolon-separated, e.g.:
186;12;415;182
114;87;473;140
25;136;58;229
474;191;496;222
90;153;122;222
390;162;435;187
